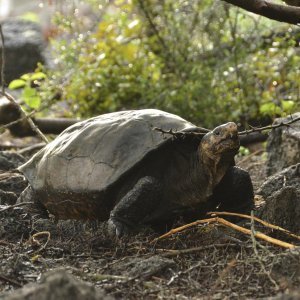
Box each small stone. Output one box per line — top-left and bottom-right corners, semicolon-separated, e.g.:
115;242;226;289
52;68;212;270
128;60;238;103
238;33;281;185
259;186;300;234
257;164;300;199
0;269;113;300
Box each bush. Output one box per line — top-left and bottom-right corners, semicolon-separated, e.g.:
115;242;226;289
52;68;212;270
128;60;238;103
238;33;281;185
17;0;300;127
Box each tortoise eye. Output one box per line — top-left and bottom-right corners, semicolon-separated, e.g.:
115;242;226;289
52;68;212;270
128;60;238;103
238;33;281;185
214;130;220;136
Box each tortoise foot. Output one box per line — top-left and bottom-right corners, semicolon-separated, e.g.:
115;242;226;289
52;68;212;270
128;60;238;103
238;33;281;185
107;217;131;238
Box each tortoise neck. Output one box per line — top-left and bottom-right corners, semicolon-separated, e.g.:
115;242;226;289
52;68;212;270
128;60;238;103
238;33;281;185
199;149;232;188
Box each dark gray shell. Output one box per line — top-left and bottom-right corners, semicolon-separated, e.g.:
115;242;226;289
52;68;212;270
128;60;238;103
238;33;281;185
19;109;195;193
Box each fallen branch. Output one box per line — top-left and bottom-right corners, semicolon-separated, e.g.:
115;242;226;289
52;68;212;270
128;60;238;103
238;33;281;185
208;211;300;241
152;217;216;242
152;217;296;249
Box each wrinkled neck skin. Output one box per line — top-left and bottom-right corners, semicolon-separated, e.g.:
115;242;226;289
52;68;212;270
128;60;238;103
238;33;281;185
168;149;217;208
200;147;233;188
163;143;235;210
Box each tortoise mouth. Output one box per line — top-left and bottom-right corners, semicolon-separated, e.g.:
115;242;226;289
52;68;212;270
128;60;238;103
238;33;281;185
217;138;240;154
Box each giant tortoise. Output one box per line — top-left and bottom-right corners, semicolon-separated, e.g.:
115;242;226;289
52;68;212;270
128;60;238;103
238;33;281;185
18;109;254;236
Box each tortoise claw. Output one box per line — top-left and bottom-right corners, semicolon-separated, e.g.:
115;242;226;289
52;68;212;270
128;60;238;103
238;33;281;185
107;218;129;238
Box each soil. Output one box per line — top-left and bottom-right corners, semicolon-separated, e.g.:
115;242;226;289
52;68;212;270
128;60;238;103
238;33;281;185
0;135;300;299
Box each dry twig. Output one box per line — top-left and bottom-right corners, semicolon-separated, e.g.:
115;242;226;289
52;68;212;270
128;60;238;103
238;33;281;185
0;92;49;143
212;258;237;290
250;211;279;289
167;261;203;285
208;211;300;241
1;110;36;129
29;231;51;253
159;243;242;257
238;116;300;135
154;116;300;138
153;127;207;138
0;202;34;212
152;217;296;249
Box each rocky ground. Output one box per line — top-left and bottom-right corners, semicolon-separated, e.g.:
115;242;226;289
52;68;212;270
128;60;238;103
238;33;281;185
0;132;300;299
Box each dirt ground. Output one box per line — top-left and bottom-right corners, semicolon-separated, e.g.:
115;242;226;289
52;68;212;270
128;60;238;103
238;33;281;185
0;135;300;299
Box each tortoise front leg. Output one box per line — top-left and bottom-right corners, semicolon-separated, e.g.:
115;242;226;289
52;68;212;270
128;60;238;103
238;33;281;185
108;176;162;237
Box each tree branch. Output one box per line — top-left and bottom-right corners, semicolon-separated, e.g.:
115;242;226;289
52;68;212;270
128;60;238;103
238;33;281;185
221;0;300;25
154;115;300;139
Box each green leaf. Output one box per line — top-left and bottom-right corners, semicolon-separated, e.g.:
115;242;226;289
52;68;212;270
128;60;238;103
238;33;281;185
238;146;250;156
20;12;39;23
282;100;295;112
22;87;41;109
20;74;31;81
259;102;280;115
259;100;294;116
260;102;274;114
31;72;47;81
8;79;26;89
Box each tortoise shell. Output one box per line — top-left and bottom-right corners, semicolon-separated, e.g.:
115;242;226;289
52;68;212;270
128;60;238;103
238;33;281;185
19;109;196;194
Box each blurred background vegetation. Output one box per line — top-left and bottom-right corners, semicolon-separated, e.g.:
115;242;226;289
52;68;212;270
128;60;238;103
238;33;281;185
8;0;300;128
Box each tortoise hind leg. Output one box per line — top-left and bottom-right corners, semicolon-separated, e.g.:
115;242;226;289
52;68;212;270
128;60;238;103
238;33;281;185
18;185;49;218
108;176;162;237
210;166;254;215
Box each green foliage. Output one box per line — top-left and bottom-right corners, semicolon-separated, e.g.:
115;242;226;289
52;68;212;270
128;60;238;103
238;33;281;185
9;70;47;110
36;0;299;127
238;146;250;157
20;12;40;23
9;79;26;89
22;86;41;109
39;1;164;117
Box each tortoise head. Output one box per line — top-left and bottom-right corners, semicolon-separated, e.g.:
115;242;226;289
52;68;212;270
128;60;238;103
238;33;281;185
200;122;240;161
